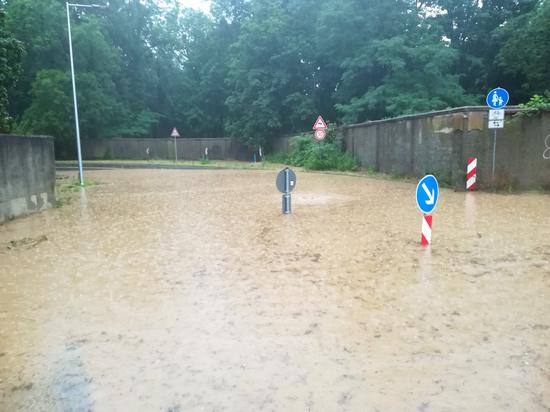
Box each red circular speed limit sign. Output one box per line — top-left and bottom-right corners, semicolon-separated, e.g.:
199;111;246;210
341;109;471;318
314;129;326;141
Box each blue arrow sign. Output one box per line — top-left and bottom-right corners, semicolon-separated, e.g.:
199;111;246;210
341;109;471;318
486;87;509;109
416;175;439;214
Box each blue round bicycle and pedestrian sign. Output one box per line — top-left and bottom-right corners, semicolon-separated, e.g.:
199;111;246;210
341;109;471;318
486;87;509;109
416;175;439;214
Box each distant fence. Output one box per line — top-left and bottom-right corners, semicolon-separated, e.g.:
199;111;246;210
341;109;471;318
82;137;252;161
81;107;550;190
336;107;550;189
0;134;55;223
271;135;293;153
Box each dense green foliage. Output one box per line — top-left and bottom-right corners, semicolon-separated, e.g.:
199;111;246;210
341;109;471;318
286;135;359;171
0;0;548;155
275;126;358;171
514;91;550;118
497;0;550;99
0;8;23;132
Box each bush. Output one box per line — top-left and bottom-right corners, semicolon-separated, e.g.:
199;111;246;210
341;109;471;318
515;92;550;118
287;134;358;171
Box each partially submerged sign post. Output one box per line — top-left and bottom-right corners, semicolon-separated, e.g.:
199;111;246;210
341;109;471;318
171;127;180;163
486;88;509;178
416;174;439;246
276;167;297;214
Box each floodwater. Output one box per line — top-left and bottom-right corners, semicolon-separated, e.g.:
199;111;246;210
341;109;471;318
0;168;549;411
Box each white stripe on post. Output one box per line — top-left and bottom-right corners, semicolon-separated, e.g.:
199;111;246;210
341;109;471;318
466;176;476;190
467;158;477;174
421;215;432;246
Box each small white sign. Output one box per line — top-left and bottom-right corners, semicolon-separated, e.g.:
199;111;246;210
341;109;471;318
314;129;326;141
489;109;504;121
488;120;504;129
170;127;180;138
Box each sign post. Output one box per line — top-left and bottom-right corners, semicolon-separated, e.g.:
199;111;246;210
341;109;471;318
466;157;477;190
416;175;439;246
276;167;297;214
486;88;509;178
171;127;180;163
312;115;328;141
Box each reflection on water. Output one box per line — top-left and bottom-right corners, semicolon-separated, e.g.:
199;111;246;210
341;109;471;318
79;187;89;224
417;246;432;279
0;169;549;411
464;192;476;230
51;339;94;412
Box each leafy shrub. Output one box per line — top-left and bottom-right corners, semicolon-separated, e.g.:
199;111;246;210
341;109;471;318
287;133;358;171
515;92;550;118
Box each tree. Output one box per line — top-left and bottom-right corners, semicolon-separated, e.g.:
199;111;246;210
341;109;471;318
497;0;550;100
17;70;73;156
5;0;67;121
0;7;24;132
317;0;474;123
9;0;160;152
425;0;537;99
166;9;230;138
224;0;316;146
2;0;547;151
99;0;160;135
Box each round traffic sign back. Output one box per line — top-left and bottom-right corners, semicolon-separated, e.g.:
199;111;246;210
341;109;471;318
276;168;297;193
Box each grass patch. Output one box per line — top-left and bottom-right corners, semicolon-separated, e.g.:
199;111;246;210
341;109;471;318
54;175;98;208
264;152;288;164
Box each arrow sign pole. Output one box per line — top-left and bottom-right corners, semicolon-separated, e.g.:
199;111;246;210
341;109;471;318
416;175;439;246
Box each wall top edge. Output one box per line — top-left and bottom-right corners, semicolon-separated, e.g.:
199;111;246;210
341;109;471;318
339;106;544;130
0;134;54;140
95;137;232;141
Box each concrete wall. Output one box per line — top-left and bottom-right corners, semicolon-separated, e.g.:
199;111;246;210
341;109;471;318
0;134;55;223
81;108;550;190
337;107;550;189
82;138;252;161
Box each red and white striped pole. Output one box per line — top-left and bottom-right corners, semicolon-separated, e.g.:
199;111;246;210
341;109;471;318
421;214;432;246
466;157;477;190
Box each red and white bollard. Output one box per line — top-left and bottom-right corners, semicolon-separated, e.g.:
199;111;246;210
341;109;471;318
466;157;477;190
421;214;432;246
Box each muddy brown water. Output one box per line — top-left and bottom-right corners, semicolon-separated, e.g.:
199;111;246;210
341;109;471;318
0;169;549;411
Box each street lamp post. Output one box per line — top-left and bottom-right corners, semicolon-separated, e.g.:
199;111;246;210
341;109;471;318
66;2;107;186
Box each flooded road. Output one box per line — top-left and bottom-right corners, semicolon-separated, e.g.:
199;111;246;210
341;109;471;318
1;168;549;411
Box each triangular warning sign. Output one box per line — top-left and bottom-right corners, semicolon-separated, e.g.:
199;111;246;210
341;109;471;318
170;127;181;138
312;115;328;130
